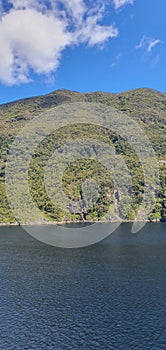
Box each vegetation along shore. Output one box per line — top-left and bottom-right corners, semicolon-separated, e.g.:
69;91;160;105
0;88;165;224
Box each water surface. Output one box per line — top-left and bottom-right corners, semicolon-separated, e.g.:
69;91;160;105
0;223;166;349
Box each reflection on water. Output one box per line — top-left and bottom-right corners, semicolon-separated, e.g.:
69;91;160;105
0;223;166;349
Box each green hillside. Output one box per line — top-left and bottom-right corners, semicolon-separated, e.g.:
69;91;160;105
0;88;166;223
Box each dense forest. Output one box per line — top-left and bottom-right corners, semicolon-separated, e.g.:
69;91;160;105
0;88;166;223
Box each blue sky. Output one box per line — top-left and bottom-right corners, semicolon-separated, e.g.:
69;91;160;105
0;0;165;104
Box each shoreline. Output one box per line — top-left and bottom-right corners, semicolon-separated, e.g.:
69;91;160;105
0;219;163;227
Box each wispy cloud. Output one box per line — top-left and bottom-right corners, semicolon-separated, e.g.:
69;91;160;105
0;0;119;85
147;39;161;53
110;53;122;68
113;0;134;9
151;54;160;68
136;35;161;53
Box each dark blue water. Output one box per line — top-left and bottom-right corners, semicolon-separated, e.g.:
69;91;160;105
0;223;166;349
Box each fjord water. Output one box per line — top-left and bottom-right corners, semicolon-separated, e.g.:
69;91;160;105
0;223;166;350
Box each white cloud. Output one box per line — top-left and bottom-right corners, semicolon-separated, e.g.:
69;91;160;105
136;35;161;53
147;39;161;52
113;0;134;9
76;14;118;46
0;0;119;85
0;8;71;84
58;0;86;22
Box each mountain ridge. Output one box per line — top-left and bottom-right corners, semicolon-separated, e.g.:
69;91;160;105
1;87;165;107
0;88;165;223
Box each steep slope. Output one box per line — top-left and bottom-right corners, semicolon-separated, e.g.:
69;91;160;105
0;88;166;223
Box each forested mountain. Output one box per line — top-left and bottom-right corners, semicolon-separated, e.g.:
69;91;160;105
0;88;166;223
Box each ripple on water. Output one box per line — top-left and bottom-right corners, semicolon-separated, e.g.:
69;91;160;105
0;223;166;349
